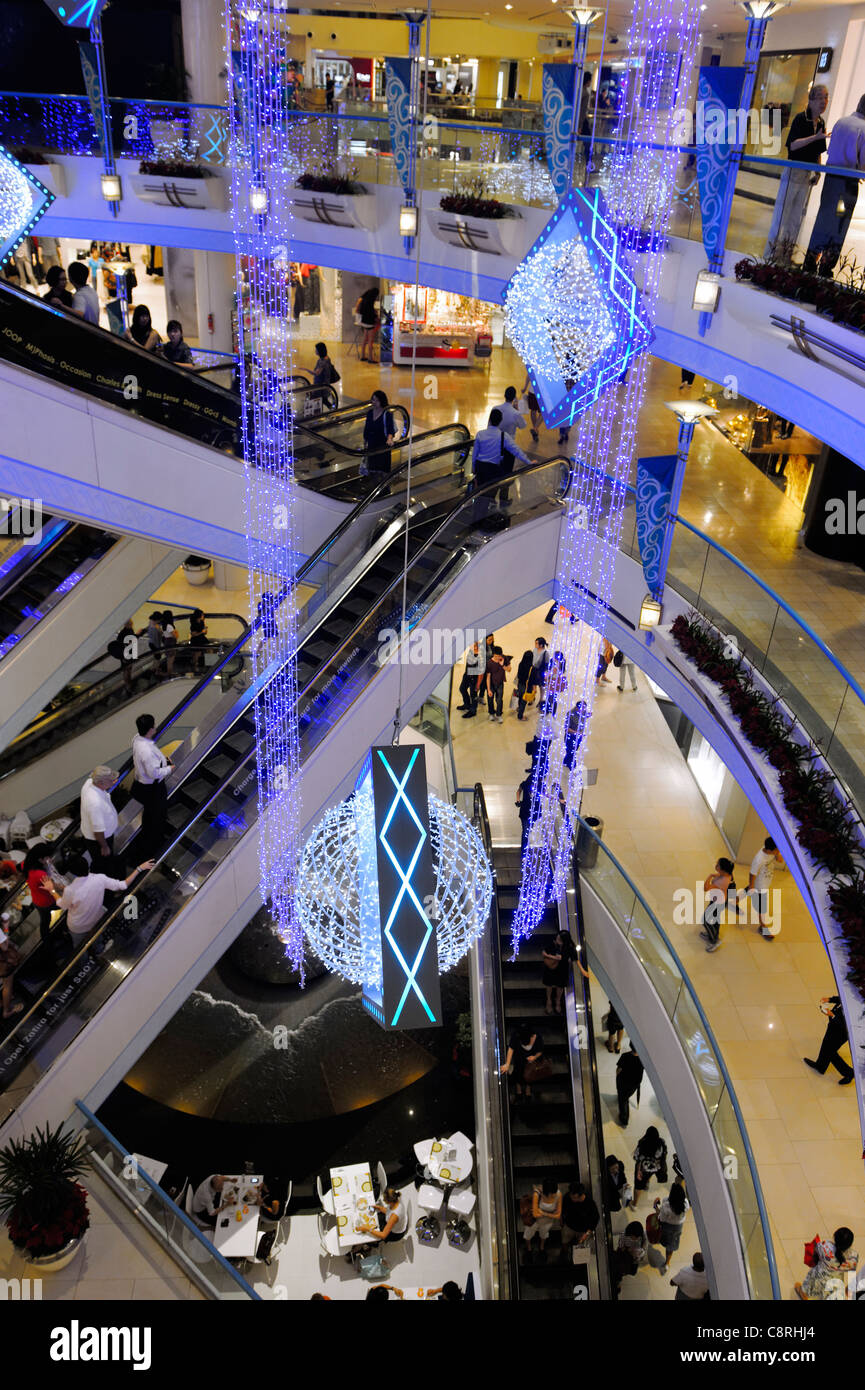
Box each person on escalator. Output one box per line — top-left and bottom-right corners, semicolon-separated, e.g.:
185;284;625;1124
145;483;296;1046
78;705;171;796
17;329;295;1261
79;767;120;872
67;261;100;324
311;341;339;399
131;713;174;859
471;408;531;510
57;853;155;955
0;925;23;1019
124;304;161;353
42;265;74;310
162;320;193;366
362;391;396;476
22;843;60;946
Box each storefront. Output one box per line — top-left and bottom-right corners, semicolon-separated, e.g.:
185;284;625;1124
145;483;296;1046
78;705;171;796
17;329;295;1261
388;284;499;368
696;379;819;514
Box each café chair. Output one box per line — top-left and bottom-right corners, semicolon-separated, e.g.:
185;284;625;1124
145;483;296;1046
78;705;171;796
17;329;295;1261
418;1183;444;1215
317;1211;341;1258
447;1186;477;1219
375;1160;388;1197
316;1173;336;1215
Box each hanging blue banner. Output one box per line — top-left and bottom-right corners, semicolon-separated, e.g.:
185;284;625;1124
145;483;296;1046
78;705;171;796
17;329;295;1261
636;454;677;595
695;66;746;267
78;39;107;159
542;63;578;198
385;57;413;197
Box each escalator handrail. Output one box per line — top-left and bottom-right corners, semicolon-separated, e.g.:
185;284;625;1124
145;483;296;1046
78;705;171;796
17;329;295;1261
0;437;477;912
0;516;77;603
571;813;781;1300
300;425;472;493
292;400;413;455
470;782;521;1301
0;455;571;1077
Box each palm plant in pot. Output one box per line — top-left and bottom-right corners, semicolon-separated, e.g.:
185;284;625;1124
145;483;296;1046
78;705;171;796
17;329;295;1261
0;1124;90;1269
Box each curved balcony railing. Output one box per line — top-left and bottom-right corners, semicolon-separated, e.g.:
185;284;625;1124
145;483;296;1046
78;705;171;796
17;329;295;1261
574;814;780;1300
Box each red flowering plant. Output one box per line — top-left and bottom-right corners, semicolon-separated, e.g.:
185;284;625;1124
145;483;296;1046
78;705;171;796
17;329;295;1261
733;248;865;337
670;610;865;1001
0;1123;90;1259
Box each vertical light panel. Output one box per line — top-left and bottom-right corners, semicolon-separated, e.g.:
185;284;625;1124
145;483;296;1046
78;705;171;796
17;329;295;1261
513;0;703;949
224;2;303;973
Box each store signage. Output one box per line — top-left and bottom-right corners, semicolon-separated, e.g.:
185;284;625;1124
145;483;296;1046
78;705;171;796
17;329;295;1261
350;59;373;87
0;282;238;450
358;746;442;1032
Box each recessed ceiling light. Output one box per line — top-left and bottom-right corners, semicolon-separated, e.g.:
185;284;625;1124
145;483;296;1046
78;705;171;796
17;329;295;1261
505;3;512;7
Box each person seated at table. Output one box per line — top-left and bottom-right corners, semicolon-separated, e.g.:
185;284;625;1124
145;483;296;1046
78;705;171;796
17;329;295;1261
366;1284;404;1300
366;1186;409;1243
428;1281;464;1301
192;1173;228;1227
257;1177;282;1224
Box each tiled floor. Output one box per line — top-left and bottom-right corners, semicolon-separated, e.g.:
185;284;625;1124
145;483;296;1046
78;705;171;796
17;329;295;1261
0;1167;204;1301
449;599;865;1301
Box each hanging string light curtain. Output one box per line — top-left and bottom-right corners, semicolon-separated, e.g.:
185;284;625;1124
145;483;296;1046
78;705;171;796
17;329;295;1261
224;1;304;975
512;0;703;950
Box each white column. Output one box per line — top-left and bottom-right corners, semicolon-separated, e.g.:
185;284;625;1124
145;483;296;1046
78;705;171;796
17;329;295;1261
193;249;236;353
181;0;227;105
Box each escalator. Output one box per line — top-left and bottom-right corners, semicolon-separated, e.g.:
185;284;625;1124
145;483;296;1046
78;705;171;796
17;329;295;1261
0;514;116;661
472;785;612;1300
0;452;571;1137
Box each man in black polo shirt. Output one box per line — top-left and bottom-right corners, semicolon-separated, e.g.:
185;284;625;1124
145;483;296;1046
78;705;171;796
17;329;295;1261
765;84;829;261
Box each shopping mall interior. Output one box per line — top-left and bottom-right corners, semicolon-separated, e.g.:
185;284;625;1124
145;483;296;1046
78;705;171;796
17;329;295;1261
0;0;864;1328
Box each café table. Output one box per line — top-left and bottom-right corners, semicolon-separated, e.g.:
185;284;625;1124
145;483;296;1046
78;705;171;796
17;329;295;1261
413;1134;474;1186
212;1174;263;1259
330;1161;378;1249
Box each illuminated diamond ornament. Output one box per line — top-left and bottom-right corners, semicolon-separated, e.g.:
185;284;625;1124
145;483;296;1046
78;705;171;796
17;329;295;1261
0;145;55;269
296;750;492;1027
502;186;654;430
41;1;109;27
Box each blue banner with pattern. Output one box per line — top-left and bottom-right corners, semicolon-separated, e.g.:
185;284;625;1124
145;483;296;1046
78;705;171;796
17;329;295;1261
385;57;413;197
542;63;577;198
696;66;746;266
78;40;107;158
636;454;677;595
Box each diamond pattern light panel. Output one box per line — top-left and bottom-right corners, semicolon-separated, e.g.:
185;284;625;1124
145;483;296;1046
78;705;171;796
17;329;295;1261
0;145;55;268
503;187;654;431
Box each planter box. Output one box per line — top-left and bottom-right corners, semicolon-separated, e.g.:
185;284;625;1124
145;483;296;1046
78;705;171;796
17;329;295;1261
129;171;226;212
293;187;377;231
426;207;523;257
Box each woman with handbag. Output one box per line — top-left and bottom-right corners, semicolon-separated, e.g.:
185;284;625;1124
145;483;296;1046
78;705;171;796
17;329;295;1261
541;929;587;1015
514;649;534;721
522;1178;562;1261
653;1181;690;1270
500;1022;548;1100
631;1126;668;1207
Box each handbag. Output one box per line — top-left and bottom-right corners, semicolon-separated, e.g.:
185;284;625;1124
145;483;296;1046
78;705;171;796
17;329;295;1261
646;1211;663;1245
519;1193;534;1223
329;364;341;384
804;1234;821;1268
358;1250;389;1280
523;1055;553;1083
613;650;624;668
523;686;537;705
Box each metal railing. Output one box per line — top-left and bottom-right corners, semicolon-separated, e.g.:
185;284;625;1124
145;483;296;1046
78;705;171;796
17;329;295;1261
574;814;780;1299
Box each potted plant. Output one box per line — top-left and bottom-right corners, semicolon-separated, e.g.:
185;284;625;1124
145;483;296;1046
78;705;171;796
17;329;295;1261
0;1123;90;1270
130;157;225;211
294;160;377;230
733;248;865;337
182;554;211;586
429;175;522;256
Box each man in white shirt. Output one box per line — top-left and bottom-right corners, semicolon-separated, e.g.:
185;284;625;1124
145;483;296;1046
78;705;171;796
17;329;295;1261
131;713;174;858
192;1174;227;1228
79;766;119;869
804;93;865;275
743;835;784;937
491;386;528;439
67;261;100;324
58;853;154;949
670;1252;709;1300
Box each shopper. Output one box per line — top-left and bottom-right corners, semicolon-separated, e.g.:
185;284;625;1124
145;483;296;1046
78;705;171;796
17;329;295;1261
362;390;396;475
604;1154;631;1212
516;776;542;856
145;612;166;677
522;1178;562;1261
541;649;567;717
513;649;534;721
58;853;154;949
563;701;590;771
67;261;99;324
654;1181;690;1270
795;1227;858;1300
483;649;507;723
670;1251;709;1300
356;285;380;362
804;995;855;1084
0;926;22;1018
42;264;73;309
125;304;161;353
500;1022;544;1100
79;767;120;869
616;1042;644;1127
492;386;528;439
615;649;638;692
457;639;484;718
700;856;734;953
311;340;338;397
527;636;549;704
765;84;829;259
520;372;542;442
161;611;177;678
617;1220;648;1275
595;637;614;687
162;319;193;365
679;368;695;390
541;929;580;1014
605;1001;625;1053
632;1126;668;1205
804;94;865;276
743;835;783;937
560;1182;599;1254
189;608;209;672
23;843;59;946
131;713;174;858
471;407;531;509
108;616;144;692
325;72;335;113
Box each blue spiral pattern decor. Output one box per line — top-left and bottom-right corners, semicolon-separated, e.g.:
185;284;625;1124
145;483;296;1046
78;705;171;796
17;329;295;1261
542;64;577;198
635;454;677;595
385;57;413;196
695;66;745;266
